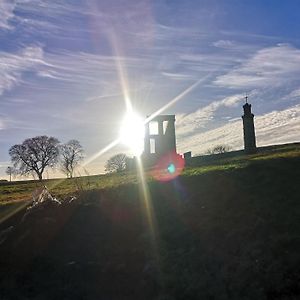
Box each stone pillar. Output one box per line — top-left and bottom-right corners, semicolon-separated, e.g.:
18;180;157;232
167;116;176;153
242;103;257;154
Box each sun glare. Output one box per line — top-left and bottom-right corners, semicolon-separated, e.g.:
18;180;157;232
120;111;145;156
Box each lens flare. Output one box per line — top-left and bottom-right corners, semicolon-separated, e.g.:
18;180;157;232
167;163;176;174
151;152;185;182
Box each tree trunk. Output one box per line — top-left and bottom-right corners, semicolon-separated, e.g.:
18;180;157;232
38;173;43;181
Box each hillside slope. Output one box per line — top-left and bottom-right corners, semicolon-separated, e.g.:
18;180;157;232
0;155;300;299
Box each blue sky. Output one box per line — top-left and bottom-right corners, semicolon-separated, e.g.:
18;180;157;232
1;0;300;178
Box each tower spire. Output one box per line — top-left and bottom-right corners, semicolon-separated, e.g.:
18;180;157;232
245;93;248;104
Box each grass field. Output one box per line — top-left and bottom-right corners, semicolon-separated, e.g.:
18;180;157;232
1;142;299;204
0;143;299;299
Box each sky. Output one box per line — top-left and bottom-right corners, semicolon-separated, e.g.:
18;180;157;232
0;0;300;178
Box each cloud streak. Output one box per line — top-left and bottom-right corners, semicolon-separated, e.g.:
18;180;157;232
0;0;16;30
215;44;300;88
176;94;244;137
0;46;45;95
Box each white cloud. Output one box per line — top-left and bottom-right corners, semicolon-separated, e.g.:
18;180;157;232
213;40;235;49
255;105;300;143
0;47;145;100
178;122;242;155
0;0;16;29
162;72;195;81
177;104;300;155
40;51;150;85
0;46;45;95
285;88;300;99
13;0;156;50
176;94;243;137
215;44;300;88
180;52;243;73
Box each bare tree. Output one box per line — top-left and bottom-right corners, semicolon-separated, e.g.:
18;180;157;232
6;166;17;182
59;139;84;178
105;153;128;173
9;136;60;181
206;145;231;155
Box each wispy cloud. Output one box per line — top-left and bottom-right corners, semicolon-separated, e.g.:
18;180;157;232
0;0;16;30
0;45;153;102
42;52;150;86
179;52;242;73
284;88;300;100
161;72;195;81
176;94;244;137
215;44;300;88
0;46;45;95
12;0;156;51
255;105;300;143
213;40;235;49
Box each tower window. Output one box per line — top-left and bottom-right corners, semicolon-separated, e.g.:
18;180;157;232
149;121;159;135
150;138;156;153
163;120;168;134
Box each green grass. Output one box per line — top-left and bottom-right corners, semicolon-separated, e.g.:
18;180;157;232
183;162;245;176
0;172;140;203
1;143;300;204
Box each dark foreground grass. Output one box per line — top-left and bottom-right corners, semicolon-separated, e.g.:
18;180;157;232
0;151;299;299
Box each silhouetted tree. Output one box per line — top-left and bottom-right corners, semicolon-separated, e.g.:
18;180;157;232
59;139;84;178
207;144;231;155
9;136;60;181
6;166;17;182
105;153;128;173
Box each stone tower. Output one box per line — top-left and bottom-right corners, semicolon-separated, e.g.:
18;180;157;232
242;97;257;154
143;115;176;165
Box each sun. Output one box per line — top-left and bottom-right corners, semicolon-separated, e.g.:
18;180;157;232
120;111;145;156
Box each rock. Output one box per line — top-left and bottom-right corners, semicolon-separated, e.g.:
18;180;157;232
21;186;61;223
68;196;77;203
31;186;61;207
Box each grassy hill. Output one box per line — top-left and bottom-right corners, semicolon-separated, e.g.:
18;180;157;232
1;142;299;204
0;143;300;299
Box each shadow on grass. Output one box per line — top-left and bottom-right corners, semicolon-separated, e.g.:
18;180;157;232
0;156;299;299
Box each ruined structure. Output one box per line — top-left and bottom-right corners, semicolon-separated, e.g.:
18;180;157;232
242;97;257;154
142;115;177;166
